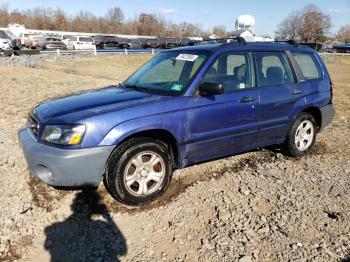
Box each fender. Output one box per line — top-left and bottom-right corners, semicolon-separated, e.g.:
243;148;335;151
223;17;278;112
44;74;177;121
98;113;186;147
288;93;329;131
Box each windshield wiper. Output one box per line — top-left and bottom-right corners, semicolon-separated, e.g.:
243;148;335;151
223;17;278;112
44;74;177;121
120;83;149;93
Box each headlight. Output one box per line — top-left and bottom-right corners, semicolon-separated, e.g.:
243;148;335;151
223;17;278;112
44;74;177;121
42;125;86;145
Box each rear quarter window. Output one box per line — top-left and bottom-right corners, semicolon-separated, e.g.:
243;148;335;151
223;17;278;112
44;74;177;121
292;52;322;80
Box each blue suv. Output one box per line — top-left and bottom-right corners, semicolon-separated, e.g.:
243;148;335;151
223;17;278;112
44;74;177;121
19;38;335;205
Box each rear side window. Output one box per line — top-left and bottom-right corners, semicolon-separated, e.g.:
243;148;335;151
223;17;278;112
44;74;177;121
292;52;322;80
254;52;295;87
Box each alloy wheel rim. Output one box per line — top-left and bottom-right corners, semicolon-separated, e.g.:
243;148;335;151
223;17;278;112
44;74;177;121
295;120;315;151
123;151;165;197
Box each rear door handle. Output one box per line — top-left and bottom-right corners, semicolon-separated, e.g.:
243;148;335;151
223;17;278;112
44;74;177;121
291;89;303;95
240;96;256;103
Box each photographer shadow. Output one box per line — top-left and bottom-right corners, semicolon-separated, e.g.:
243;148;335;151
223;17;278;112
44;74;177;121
44;190;127;262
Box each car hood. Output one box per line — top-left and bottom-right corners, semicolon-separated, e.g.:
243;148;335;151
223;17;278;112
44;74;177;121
35;86;169;124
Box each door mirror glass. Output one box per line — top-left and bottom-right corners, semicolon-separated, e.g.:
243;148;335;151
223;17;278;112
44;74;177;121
199;82;224;96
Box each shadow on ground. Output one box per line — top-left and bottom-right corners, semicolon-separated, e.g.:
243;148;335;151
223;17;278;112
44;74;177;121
44;190;127;262
341;254;350;262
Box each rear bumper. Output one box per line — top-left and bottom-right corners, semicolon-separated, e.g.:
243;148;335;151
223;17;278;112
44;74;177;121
320;104;336;129
18;127;114;187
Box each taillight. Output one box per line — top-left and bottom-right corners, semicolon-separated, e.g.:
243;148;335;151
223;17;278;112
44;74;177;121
330;80;334;103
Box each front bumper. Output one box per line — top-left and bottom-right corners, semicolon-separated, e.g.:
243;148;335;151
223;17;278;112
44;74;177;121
320;104;336;130
18;127;114;187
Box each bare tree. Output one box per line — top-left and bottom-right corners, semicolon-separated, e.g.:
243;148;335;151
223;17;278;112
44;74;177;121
337;24;350;43
297;4;331;42
105;7;124;33
275;11;300;40
137;13;165;35
54;8;68;31
212;25;227;37
0;3;10;27
276;4;331;42
178;22;204;37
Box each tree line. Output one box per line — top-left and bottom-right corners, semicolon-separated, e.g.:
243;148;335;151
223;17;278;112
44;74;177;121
0;4;210;37
275;4;349;43
1;3;349;42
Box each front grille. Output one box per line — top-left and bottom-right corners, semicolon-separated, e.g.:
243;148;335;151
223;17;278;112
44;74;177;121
27;114;40;138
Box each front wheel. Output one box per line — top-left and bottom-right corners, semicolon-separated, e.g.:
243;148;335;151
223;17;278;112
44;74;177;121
105;138;173;206
282;112;317;157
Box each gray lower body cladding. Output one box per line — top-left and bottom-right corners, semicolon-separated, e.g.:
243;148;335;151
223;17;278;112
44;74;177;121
18;127;114;187
320;104;336;129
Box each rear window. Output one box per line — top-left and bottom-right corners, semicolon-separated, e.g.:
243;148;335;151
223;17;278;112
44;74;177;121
292;52;322;80
79;37;93;42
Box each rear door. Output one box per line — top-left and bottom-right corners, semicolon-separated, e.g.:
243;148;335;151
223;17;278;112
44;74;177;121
187;52;258;163
254;51;302;143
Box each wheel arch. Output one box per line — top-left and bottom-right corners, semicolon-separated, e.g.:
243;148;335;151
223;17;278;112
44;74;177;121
106;128;180;169
301;107;322;130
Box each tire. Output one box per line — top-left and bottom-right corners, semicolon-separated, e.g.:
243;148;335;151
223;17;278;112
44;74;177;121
105;137;173;206
282;112;317;157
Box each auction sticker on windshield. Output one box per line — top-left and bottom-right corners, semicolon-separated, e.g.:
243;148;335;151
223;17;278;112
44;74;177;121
176;54;199;62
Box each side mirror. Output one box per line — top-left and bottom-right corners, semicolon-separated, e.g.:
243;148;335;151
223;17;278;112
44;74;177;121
198;82;224;96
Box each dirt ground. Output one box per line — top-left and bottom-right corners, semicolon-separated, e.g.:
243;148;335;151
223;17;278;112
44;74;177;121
0;53;349;262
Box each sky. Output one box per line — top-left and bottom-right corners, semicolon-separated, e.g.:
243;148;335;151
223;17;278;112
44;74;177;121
1;0;350;36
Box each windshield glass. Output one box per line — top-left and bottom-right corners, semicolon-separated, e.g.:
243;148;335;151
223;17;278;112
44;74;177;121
123;50;209;96
0;30;9;39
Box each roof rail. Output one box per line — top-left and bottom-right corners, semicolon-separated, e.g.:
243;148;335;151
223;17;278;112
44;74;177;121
248;40;298;46
194;36;246;46
273;39;297;45
220;36;246;44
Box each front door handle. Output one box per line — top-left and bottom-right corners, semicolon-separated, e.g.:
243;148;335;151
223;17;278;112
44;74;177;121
291;89;303;95
240;96;256;103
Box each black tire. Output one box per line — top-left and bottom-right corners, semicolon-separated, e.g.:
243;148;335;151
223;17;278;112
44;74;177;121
105;137;173;206
282;112;317;157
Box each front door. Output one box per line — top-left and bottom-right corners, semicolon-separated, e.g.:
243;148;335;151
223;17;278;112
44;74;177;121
185;52;258;163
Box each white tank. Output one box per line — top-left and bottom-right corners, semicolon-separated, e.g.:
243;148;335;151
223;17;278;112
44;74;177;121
235;15;256;34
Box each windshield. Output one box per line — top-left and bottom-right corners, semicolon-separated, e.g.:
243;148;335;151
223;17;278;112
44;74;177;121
123;50;209;96
0;30;10;39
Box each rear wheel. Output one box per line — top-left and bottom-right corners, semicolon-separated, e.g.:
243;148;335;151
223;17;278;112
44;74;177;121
282;112;317;157
105;138;173;206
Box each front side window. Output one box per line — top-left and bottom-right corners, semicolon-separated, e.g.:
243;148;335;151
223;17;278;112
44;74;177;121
254;52;295;87
201;52;254;92
123;51;209;96
292;52;322;80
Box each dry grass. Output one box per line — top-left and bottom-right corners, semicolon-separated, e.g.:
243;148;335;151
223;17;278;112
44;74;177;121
0;54;151;147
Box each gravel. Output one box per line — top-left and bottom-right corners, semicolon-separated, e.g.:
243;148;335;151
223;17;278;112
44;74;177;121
0;54;349;261
0;53;95;68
